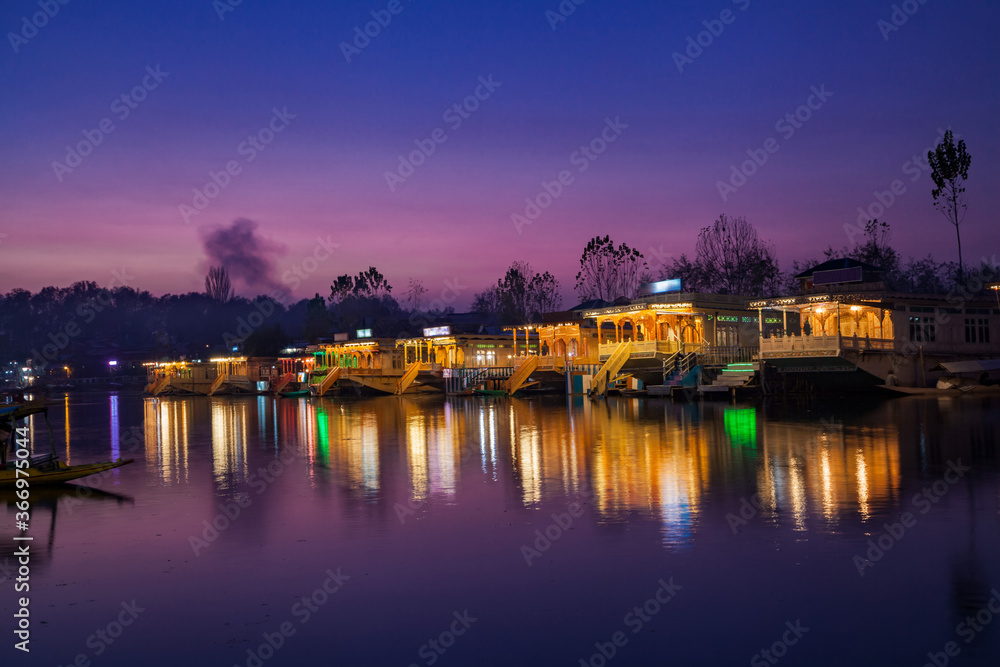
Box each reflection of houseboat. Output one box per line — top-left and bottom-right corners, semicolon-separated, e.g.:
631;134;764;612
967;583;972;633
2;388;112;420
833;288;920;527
752;259;999;389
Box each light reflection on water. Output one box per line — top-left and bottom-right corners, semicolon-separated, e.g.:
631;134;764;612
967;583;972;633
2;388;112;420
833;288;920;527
134;394;938;539
13;391;999;666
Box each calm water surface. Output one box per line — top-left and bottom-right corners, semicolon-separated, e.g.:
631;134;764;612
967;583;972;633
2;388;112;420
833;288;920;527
4;391;1000;666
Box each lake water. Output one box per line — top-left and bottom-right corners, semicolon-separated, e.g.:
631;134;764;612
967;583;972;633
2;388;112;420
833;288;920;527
4;391;1000;666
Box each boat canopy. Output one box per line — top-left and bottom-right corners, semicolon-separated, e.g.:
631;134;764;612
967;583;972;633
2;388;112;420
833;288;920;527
934;359;1000;374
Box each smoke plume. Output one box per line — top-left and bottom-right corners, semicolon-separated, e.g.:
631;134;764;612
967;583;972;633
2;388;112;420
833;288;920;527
200;219;286;296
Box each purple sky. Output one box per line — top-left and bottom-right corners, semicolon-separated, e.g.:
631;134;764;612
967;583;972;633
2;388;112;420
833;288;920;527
1;0;998;307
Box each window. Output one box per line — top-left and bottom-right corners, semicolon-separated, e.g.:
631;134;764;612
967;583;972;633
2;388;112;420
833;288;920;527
909;316;936;342
965;318;991;344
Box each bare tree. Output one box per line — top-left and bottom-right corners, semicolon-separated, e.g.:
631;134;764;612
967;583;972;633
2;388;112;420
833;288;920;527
205;266;233;304
403;278;428;312
575;236;646;301
928;130;972;281
695;215;780;296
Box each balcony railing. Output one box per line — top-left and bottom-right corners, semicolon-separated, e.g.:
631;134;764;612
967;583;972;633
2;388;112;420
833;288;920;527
760;335;895;356
598;340;682;359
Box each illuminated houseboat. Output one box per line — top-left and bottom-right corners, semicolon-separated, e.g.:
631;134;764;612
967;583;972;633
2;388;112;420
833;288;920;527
752;259;1000;389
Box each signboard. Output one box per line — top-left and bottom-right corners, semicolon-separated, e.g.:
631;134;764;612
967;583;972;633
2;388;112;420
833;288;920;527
639;279;682;296
423;326;451;337
356;329;373;338
334;333;349;342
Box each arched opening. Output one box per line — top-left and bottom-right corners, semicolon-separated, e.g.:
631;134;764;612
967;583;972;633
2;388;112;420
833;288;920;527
621;320;635;343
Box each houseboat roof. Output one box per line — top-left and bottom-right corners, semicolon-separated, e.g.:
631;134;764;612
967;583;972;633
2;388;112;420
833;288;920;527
794;257;882;279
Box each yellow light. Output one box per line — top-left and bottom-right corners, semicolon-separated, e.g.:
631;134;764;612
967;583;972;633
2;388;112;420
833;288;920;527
850;306;861;312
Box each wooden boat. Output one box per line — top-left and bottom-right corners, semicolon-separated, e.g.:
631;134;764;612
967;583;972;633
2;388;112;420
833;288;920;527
1;401;133;487
877;384;1000;396
279;389;311;398
473;389;508;397
0;457;133;487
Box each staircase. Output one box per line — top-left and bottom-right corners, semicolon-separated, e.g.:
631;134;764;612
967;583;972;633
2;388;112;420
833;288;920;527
395;362;420;395
207;373;227;396
663;352;698;387
148;375;171;396
314;367;341;397
504;356;539;396
590;341;632;397
271;372;295;394
699;362;757;394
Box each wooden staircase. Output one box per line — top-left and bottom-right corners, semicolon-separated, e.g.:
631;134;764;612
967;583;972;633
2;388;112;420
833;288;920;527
148;375;171;396
313;367;341;397
207;373;227;396
504;356;539;396
271;372;295;394
590;341;632;397
698;362;757;395
395;362;421;395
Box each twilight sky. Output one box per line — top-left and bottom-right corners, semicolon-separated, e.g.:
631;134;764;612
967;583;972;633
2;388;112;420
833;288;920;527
1;0;998;308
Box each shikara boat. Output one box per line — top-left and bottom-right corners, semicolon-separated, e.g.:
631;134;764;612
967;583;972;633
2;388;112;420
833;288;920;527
0;400;133;487
279;389;311;398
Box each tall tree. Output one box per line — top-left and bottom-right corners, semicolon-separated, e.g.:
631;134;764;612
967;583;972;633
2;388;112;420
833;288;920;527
205;266;233;304
928;130;972;281
695;214;780;296
574;236;646;301
329;275;354;304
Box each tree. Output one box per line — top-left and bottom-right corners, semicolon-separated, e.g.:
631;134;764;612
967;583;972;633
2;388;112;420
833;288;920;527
928;130;972;281
658;253;708;292
205;266;233;304
329;275;354;304
695;215;781;296
402;278;428;312
353;266;392;298
575;236;646;301
474;262;563;325
302;293;332;342
528;271;562;316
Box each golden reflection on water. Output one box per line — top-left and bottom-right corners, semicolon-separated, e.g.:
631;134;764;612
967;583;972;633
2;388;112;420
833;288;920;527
143;399;190;485
210;402;249;487
139;397;907;535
